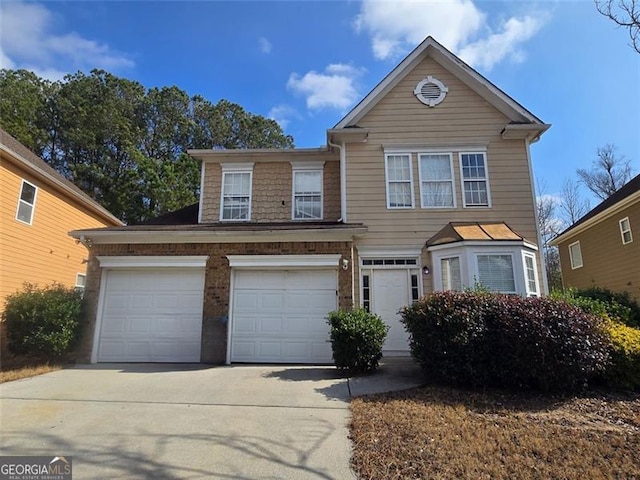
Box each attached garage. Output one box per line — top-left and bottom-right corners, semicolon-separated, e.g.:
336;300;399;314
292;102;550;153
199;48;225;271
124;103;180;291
93;256;208;363
228;255;340;364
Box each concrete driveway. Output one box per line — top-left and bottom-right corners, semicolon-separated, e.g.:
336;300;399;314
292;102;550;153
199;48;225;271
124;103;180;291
0;364;356;479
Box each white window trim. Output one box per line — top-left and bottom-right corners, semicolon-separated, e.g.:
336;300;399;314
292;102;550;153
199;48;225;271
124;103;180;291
440;255;462;291
226;254;340;268
620;217;633;244
291;166;324;221
384;153;415;209
568;241;583;269
418;152;456;209
522;251;540;297
220;164;254;222
459;151;491;208
97;256;209;268
75;273;87;289
15;179;38;225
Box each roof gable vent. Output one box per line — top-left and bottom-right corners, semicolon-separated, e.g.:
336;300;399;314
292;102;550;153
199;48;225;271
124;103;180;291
414;76;448;107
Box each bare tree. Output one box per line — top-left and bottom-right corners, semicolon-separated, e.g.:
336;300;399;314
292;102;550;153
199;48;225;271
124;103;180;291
536;179;563;290
577;144;634;200
595;0;640;53
558;179;590;224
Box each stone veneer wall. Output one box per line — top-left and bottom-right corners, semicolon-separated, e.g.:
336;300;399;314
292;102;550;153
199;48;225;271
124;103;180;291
79;241;353;364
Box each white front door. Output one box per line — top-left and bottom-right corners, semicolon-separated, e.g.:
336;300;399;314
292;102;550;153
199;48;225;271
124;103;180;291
371;269;414;353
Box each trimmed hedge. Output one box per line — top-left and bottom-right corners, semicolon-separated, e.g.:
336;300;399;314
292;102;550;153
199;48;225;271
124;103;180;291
327;308;389;374
400;292;610;392
602;319;640;390
3;283;83;358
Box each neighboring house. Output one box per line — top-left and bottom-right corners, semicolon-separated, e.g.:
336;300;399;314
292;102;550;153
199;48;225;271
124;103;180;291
551;174;639;299
70;37;549;365
0;128;123;313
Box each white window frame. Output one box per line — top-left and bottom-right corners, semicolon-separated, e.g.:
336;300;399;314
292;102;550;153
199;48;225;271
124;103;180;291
568;241;583;269
459;151;491;208
384;153;415;209
219;163;253;222
522;252;539;297
620;217;633;245
291;161;324;221
75;273;87;289
440;256;462;291
475;252;517;294
418;152;456;209
15;179;38;225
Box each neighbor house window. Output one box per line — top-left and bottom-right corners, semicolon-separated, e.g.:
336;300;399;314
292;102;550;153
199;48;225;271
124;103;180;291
460;152;490;207
477;254;516;293
220;164;253;221
620;217;633;244
441;256;462;291
293;170;322;220
16;180;37;225
75;273;86;290
522;252;539;297
568;241;583;269
385;153;414;208
419;153;455;208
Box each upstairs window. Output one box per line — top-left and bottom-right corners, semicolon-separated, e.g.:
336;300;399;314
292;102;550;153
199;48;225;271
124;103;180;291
460;152;490;207
385;153;414;209
220;164;253;221
620;217;633;244
569;241;583;269
16;180;37;225
419;153;455;208
293;170;323;220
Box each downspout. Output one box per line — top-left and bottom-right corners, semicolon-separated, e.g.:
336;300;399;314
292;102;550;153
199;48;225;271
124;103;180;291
328;140;347;222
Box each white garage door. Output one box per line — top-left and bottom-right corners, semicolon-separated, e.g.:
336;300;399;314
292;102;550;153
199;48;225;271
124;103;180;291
231;270;337;363
98;268;205;362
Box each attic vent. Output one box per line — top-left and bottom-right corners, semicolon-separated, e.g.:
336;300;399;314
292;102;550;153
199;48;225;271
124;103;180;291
414;76;448;107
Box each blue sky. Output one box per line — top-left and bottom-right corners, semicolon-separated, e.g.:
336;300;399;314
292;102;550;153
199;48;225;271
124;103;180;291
1;0;639;207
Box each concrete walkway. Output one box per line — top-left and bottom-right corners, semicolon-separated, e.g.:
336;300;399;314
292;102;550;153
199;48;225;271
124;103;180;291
0;360;425;479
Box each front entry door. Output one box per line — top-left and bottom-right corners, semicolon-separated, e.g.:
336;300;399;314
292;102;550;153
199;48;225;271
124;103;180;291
371;269;413;353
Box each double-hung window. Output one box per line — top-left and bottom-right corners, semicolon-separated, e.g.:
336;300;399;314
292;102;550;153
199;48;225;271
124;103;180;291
220;164;253;221
476;254;516;293
419;153;455;208
292;167;323;220
16;180;37;225
620;217;633;244
522;252;539;297
460;152;490;207
441;256;462;291
385;153;414;208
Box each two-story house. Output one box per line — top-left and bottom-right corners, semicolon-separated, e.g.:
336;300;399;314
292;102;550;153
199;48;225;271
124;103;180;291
551;174;639;298
71;37;549;364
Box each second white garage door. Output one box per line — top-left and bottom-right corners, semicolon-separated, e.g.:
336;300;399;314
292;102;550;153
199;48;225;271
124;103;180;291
97;268;205;362
231;270;337;363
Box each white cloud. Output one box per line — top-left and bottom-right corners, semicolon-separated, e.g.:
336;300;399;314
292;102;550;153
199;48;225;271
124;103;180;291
268;104;298;129
0;1;134;77
287;64;364;111
258;37;272;54
458;16;543;70
354;0;547;70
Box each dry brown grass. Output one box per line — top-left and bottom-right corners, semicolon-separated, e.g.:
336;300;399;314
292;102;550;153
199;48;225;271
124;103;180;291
350;386;640;480
0;353;62;383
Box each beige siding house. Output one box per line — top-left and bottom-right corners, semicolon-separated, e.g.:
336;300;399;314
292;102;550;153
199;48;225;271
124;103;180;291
551;174;639;299
71;37;549;365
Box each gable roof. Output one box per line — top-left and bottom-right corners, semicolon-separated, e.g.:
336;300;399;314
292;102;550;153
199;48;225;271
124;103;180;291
0;127;123;226
551;174;640;245
333;36;549;141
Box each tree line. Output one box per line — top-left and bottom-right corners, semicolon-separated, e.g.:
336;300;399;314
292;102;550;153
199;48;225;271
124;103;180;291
0;69;294;223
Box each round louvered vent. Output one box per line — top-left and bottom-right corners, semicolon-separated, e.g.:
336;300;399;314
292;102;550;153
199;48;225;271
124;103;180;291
414;76;448;107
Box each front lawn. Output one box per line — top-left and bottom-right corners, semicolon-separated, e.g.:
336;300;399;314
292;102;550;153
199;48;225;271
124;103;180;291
350;385;640;479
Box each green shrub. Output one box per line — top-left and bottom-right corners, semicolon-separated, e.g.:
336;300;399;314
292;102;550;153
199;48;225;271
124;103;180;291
400;292;610;392
602;319;640;390
576;287;639;328
327;308;389;374
2;283;83;358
